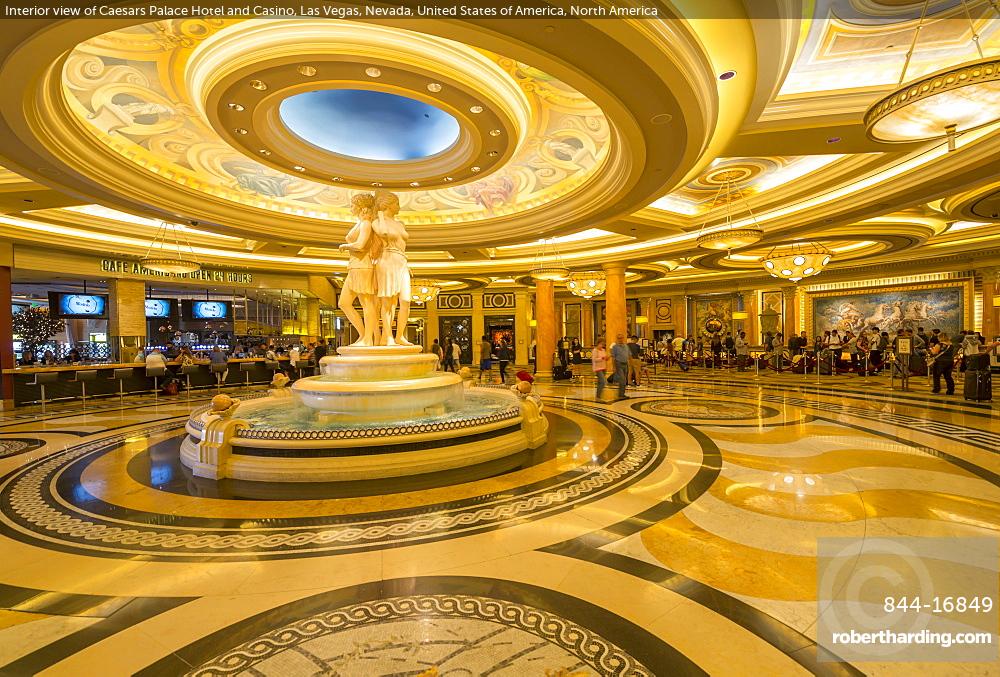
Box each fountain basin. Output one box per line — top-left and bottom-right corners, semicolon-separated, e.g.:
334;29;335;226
180;389;543;482
292;373;463;421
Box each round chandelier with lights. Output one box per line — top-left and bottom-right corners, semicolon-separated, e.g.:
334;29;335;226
566;271;606;298
762;242;832;282
140;221;201;274
864;0;1000;146
409;279;441;305
529;238;569;281
695;177;763;252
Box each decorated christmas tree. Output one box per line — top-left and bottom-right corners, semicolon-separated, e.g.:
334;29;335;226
12;307;65;353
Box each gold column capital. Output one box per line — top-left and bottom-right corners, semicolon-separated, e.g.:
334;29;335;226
601;262;627;276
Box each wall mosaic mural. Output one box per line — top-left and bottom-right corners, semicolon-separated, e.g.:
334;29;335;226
692;296;733;336
812;285;965;337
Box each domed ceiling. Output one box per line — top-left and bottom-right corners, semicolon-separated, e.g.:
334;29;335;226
277;89;461;161
62;18;610;228
0;3;998;288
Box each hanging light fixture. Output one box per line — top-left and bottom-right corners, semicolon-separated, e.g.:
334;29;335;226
529;238;569;281
140;221;201;274
409;279;441;305
695;177;763;252
865;0;1000;147
566;271;606;298
761;242;832;282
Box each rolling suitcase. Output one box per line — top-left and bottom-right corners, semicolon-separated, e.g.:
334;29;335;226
964;369;992;402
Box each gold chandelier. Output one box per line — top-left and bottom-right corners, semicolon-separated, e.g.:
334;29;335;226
566;271;606;298
529;238;569;281
410;279;441;304
140;221;201;274
695;177;763;252
864;0;1000;146
762;242;832;282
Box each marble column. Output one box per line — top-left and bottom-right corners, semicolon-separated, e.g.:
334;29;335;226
581;300;594;347
108;278;146;361
0;241;13;409
603;263;627;343
426;297;439;351
472;291;485;364
982;268;998;340
781;286;799;337
534;279;555;379
514;290;530;365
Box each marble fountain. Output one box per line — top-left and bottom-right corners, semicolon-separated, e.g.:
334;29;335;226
180;189;547;482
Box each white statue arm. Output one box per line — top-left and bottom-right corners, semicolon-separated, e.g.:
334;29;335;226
339;219;372;252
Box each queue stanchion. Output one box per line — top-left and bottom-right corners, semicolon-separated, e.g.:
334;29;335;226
816;350;823;384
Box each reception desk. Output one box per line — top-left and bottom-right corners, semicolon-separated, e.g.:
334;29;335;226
1;357;301;407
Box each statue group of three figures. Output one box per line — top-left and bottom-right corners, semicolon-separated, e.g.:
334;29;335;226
338;189;414;347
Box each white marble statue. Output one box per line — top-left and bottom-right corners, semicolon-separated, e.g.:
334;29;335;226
338;192;381;346
372;189;413;346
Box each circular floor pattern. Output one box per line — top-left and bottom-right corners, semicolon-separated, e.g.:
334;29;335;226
0;403;665;560
631;397;779;421
0;437;46;458
187;594;651;677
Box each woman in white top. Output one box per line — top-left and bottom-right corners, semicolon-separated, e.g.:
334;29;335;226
372;190;413;346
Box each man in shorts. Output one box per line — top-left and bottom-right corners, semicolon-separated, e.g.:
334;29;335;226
479;335;494;383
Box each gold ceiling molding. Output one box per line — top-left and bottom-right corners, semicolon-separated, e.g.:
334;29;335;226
54;18;629;245
939;179;1000;222
188;19;530;189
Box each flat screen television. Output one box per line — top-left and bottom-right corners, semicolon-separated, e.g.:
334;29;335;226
183;299;231;320
144;298;175;318
48;292;108;319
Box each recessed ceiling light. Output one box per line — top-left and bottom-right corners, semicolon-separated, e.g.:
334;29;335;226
365;67;382;78
372;181;382;186
469;105;483;114
293;165;305;172
249;79;267;91
258;149;271;156
489;129;501;137
297;65;317;76
427;83;442;93
331;176;342;181
444;177;454;182
650;113;673;125
471;166;481;173
227;103;245;111
410;181;420;187
234;128;248;135
826;136;842;144
718;70;737;81
487;150;498;157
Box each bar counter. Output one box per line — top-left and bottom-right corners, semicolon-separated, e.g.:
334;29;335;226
2;357;303;406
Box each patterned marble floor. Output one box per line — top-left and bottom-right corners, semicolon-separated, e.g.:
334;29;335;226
0;371;996;676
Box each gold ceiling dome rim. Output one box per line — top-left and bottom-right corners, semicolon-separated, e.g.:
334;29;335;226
863;0;1000;144
188;19;530;190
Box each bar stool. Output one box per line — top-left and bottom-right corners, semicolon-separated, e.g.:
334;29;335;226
296;359;314;378
181;364;201;394
69;370;97;407
146;365;168;400
239;362;255;390
210;362;228;392
264;360;281;383
109;368;134;404
27;372;59;412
